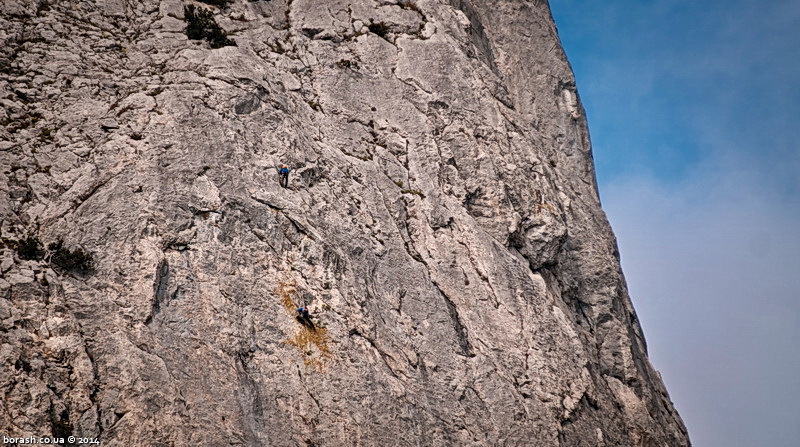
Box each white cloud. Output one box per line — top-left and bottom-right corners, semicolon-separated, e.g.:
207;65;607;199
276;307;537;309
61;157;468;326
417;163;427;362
551;2;800;444
602;165;800;447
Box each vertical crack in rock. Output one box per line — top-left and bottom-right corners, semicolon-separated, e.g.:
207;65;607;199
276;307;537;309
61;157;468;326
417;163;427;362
448;0;499;75
432;280;474;357
145;259;169;325
234;350;265;446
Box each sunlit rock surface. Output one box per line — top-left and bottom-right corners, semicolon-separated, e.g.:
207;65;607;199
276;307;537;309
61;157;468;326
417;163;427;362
0;1;689;445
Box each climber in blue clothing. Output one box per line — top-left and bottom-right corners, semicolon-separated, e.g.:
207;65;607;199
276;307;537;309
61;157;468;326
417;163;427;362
297;306;315;329
279;164;290;188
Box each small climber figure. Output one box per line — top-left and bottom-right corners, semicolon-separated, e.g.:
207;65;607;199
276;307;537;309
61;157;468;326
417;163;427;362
297;305;315;329
278;164;290;188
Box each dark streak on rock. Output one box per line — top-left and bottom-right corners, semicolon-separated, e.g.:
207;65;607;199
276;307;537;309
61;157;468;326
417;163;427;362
432;280;474;357
145;259;169;325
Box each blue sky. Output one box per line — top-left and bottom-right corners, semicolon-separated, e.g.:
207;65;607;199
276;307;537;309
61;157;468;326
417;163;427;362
550;1;800;446
553;0;800;191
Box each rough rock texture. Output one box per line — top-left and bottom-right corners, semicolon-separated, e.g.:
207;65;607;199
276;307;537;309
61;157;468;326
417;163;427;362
0;0;690;445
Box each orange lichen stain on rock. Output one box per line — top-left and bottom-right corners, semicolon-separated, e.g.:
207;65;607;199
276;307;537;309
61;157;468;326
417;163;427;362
277;279;332;370
285;326;332;370
276;280;298;313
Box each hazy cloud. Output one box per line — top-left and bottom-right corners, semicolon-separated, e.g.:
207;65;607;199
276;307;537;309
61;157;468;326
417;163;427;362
603;165;800;447
550;1;800;445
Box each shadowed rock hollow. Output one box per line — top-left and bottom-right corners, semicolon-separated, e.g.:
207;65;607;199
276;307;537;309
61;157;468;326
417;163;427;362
0;0;690;445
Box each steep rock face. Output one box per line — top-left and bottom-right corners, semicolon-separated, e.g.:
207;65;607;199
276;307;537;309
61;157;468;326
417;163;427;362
0;1;689;445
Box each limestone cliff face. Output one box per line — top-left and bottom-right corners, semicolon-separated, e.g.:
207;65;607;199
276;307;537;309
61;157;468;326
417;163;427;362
1;1;689;445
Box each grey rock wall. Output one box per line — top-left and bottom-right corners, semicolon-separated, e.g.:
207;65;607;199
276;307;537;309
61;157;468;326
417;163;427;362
1;0;689;445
